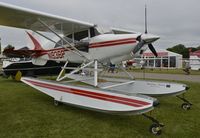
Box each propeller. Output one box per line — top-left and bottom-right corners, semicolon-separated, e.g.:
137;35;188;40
133;5;158;57
148;43;158;57
145;4;148;34
132;35;144;54
144;5;158;57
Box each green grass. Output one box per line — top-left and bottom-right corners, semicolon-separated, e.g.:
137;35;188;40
0;77;200;138
128;68;200;75
0;63;2;74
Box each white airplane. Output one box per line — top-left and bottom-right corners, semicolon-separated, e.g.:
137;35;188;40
0;2;191;135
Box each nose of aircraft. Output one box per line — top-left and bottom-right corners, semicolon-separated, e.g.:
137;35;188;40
141;34;160;44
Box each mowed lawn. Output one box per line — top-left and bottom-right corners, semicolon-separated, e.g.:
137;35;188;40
129;68;200;75
0;77;200;138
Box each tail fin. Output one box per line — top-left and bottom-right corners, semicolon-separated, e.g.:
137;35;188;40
26;31;44;51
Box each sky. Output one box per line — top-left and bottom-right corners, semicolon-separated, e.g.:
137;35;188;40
0;0;200;49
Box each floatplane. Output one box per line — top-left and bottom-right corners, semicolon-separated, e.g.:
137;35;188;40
0;2;192;135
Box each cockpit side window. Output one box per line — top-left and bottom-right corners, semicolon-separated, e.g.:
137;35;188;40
54;37;75;48
67;30;88;41
66;27;100;41
54;27;101;48
95;26;114;34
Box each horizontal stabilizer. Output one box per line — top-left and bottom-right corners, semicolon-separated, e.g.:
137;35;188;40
3;47;41;58
3;31;45;58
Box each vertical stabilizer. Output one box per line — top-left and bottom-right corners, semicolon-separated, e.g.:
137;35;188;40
26;31;44;51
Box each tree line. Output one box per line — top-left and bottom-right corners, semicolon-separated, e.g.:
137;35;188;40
167;44;200;58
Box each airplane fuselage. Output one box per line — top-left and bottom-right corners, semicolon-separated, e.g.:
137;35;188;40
38;34;139;65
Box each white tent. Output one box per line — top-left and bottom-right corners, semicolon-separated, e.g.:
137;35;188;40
141;48;183;69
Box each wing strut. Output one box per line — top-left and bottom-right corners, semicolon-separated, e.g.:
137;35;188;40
37;19;90;61
33;30;62;46
56;60;94;82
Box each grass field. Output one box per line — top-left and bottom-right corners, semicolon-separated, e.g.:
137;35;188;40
129;68;200;75
0;77;200;138
0;63;2;74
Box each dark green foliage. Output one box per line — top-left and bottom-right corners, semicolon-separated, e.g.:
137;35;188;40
167;44;189;58
196;46;200;50
188;47;198;52
167;44;200;58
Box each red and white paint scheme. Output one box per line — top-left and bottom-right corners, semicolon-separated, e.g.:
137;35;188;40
0;2;160;115
28;33;142;65
3;2;192;134
21;77;154;115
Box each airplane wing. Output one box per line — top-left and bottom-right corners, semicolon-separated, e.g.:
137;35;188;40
0;2;94;35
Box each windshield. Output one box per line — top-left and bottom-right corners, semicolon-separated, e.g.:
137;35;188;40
95;26;114;34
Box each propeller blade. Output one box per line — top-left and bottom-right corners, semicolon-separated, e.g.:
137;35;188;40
132;41;145;54
145;4;148;34
148;44;158;57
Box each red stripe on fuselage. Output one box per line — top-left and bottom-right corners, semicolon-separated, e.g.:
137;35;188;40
90;38;136;48
32;38;137;57
90;40;136;48
90;38;136;45
34;38;137;53
25;79;150;107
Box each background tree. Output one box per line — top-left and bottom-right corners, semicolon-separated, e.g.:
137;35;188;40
167;44;189;58
196;46;200;50
167;44;200;58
